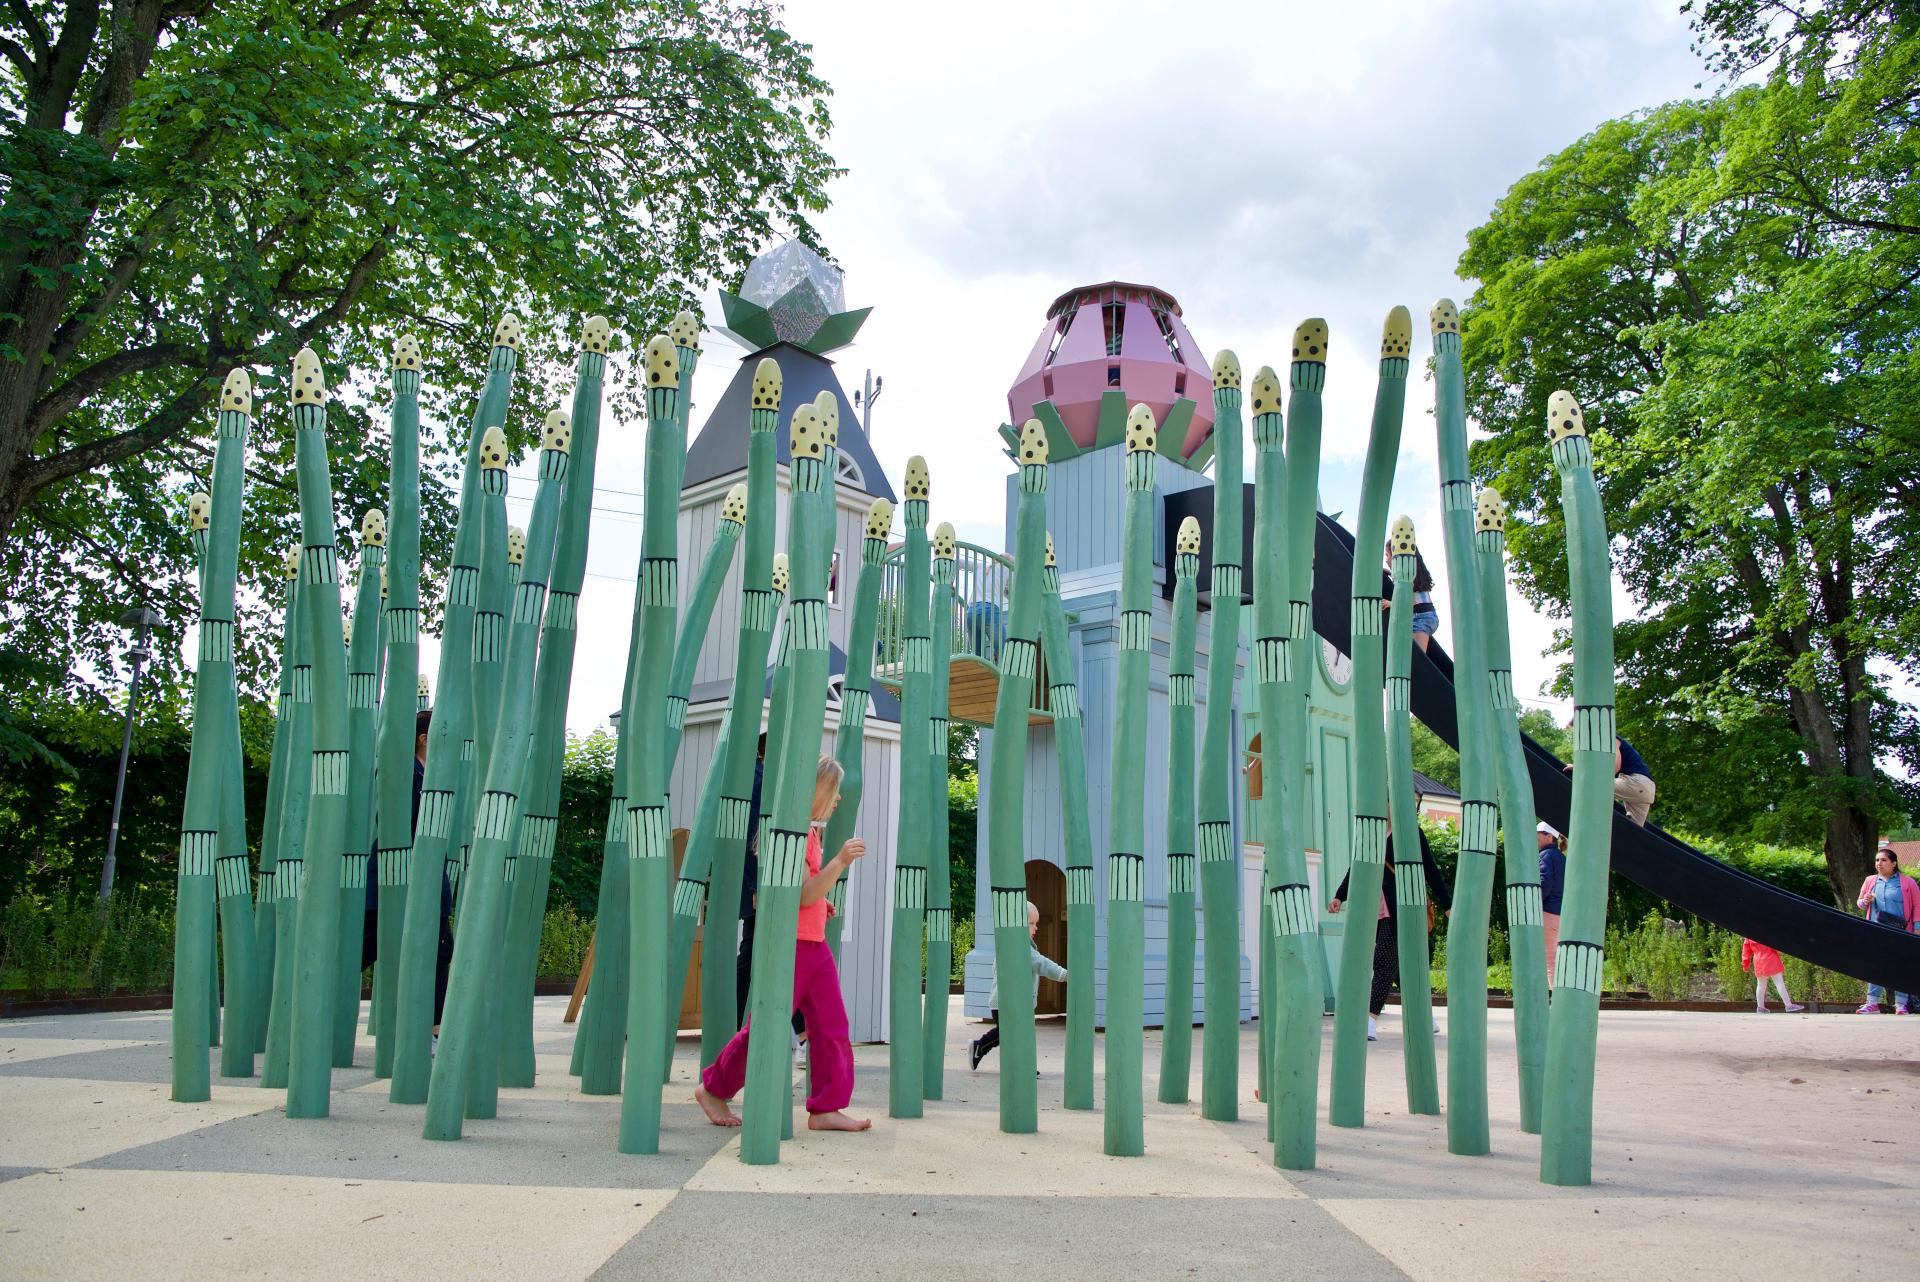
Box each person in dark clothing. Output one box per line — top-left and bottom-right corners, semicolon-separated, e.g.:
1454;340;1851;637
358;708;454;1031
1330;820;1451;1039
735;733;804;1038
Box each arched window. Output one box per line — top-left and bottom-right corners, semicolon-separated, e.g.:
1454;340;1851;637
835;451;865;489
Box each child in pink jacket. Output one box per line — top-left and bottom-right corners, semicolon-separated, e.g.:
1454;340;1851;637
1740;938;1802;1013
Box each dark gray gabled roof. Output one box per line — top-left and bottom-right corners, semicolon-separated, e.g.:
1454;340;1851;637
683;342;895;502
1412;770;1460;799
687;642;902;725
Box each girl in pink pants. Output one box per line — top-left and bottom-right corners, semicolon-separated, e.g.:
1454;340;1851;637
696;756;870;1133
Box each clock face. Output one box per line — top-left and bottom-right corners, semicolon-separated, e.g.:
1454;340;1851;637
1320;637;1353;689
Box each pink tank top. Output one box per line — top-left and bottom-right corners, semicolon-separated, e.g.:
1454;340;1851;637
795;828;827;942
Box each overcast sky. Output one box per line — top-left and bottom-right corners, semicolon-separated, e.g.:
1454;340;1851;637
460;0;1715;734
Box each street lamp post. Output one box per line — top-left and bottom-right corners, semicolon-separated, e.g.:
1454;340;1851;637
100;605;161;904
854;370;883;438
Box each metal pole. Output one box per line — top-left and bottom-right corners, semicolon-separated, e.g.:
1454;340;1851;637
101;607;159;904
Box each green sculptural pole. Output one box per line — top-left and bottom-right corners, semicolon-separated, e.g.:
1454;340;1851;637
888;453;932;1120
469;439;511;884
618;321;699;1155
1039;535;1097;1110
253;564;300;1055
263;550;311;1089
823;497;896;973
393;315;523;1104
504;320;610;1091
688;358;783;1071
1196;353;1246;1123
1431;298;1499;1156
919;520;955;1098
373;335;423;1080
423;407;570;1140
1540;389;1617;1187
1385;518;1440;1114
658;481;748;1082
1158;517;1201;1104
738;399;839;1165
1253;347;1317;1169
286;346;354;1119
336;513;386;1064
171;367;257;1099
1329;309;1411;1127
1476;486;1548;1133
986;423;1048;1134
1104;409;1154;1157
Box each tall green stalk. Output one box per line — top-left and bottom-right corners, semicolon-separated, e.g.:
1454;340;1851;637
738;398;839;1164
263;550;311;1090
825;497;896;970
372;335;423;1080
1105;411;1154;1156
889;456;931;1119
1431;299;1498;1157
691;358;783;1071
393;316;522;1104
919;520;955;1097
286;347;353;1119
424;408;570;1140
1477;486;1547;1133
986;422;1049;1134
1158;518;1201;1103
1385;518;1440;1114
253;563;299;1055
619;324;697;1155
1039;535;1096;1110
336;514;385;1065
1540;390;1616;1187
1196;353;1246;1123
1329;309;1410;1127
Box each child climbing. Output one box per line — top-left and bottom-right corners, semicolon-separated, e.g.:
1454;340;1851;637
1538;821;1566;983
1740;938;1803;1013
1383;540;1440;652
969;900;1068;1071
695;755;870;1132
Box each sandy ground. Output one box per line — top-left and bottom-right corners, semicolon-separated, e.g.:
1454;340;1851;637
0;996;1914;1280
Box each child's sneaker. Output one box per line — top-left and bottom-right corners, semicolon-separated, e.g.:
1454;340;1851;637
1366;1016;1379;1042
1785;1003;1805;1013
1898;1004;1913;1015
1855;1003;1881;1014
1755;1003;1769;1014
968;1038;986;1071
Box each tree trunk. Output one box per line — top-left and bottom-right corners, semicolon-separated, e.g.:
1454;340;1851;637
1824;803;1878;909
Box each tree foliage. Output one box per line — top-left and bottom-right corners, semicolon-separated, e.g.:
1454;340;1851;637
0;0;838;727
1460;3;1920;898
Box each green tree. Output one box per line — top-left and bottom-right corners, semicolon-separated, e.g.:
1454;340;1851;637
1458;13;1920;900
0;0;837;720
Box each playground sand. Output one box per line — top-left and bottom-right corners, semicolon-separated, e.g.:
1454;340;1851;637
0;997;1912;1280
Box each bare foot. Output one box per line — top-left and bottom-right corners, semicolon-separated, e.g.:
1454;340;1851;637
807;1110;872;1132
694;1083;741;1128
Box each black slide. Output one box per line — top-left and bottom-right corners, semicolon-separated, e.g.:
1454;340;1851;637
1310;513;1920;995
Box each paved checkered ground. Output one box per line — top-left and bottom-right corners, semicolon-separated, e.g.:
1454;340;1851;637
1;997;1914;1279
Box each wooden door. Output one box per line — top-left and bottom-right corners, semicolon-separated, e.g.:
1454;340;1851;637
1024;859;1068;1016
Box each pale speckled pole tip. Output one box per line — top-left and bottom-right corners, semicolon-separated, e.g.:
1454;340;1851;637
668;310;702;350
393;334;422;372
479;426;509;470
581;316;611;355
187;491;212;531
643;335;680;390
1249;366;1283;416
1125;404;1158;453
219;368;252;415
1381;307;1413;358
361;508;388;546
1291;319;1329;363
904;456;930;501
283;547;301;579
1546;390;1586;442
1389;515;1418;556
723;483;749;524
934;521;957;560
866;498;895;540
1212;350;1241;390
1475;488;1507;533
789;404;825;459
1429;300;1460;337
1042;530;1055;568
811;391;839;447
751;358;782;411
542;408;572;453
1017;418;1049;466
290;348;326;405
1176;515;1203;556
494;314;524;352
506;526;526;565
771;553;789;595
417;674;430;697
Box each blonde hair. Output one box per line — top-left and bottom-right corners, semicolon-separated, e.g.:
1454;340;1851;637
811;755;845;821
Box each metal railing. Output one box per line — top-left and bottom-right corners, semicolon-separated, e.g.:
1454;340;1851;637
873;539;1050;723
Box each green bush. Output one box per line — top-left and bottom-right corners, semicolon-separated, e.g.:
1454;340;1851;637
0;892;174;996
950;915;974;986
536;903;594;980
1711;929;1749;1002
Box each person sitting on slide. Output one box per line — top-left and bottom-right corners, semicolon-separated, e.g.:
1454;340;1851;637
1562;734;1656;827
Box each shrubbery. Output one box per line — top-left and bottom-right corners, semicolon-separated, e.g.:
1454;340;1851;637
1;892;175;996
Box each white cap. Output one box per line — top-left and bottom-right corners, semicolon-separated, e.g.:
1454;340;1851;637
1537;821;1562;839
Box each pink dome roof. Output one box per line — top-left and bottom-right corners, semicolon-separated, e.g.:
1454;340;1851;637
1006;282;1215;467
